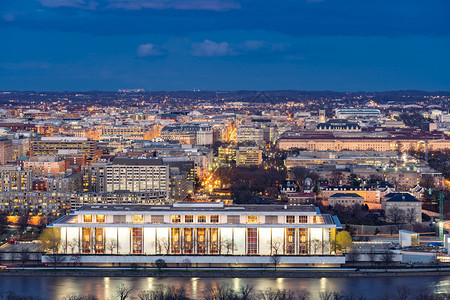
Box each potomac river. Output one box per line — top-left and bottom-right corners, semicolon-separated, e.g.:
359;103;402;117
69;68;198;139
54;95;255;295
0;275;450;299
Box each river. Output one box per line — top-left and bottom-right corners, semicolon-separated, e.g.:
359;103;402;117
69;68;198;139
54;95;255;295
1;275;450;299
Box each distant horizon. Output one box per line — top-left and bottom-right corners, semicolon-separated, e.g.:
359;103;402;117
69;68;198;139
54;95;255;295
2;89;450;94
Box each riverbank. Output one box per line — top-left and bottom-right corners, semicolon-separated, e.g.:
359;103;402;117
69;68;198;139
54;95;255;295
1;267;450;278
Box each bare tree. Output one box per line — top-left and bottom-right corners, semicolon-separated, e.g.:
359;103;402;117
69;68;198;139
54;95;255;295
182;258;191;271
387;206;405;224
62;294;98;300
156;238;170;255
270;237;283;255
47;253;66;269
346;247;360;265
395;286;412;300
71;254;81;268
105;238;118;254
115;284;133;300
68;238;79;254
17;248;31;269
405;208;417;224
380;250;394;271
220;238;234;255
271;255;281;271
261;288;295;300
368;247;377;265
296;289;311;300
311;239;321;255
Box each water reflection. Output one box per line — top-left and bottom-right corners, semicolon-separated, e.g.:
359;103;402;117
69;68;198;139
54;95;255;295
0;275;449;300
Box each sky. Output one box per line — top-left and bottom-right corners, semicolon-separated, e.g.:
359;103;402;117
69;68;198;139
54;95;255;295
1;0;449;91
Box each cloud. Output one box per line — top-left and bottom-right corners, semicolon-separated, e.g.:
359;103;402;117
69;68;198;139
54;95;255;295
38;0;240;11
1;14;15;22
191;40;232;57
38;0;98;9
108;0;240;11
137;43;164;57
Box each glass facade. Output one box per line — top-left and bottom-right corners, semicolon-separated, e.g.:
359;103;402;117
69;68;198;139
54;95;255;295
132;228;143;254
247;228;258;254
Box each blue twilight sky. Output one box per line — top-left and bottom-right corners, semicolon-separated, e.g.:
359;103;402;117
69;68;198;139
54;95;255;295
1;0;449;91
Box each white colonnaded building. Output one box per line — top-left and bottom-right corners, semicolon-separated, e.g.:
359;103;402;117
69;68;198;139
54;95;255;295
43;202;344;267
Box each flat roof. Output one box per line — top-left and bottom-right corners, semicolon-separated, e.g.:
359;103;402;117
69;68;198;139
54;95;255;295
75;203;318;214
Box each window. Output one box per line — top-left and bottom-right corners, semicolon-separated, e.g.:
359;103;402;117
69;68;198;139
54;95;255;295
96;215;105;223
286;216;295;224
95;228;104;254
247;228;258;254
286;228;295;254
197;215;206;223
210;215;219;223
172;215;181;223
210;228;219;254
82;227;91;253
185;215;193;223
83;215;92;223
247;216;257;224
171;228;181;254
184;228;193;254
298;216;307;223
197;228;206;254
134;215;144;224
132;228;143;254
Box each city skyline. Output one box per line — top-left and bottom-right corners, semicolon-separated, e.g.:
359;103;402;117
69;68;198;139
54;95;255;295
1;0;449;91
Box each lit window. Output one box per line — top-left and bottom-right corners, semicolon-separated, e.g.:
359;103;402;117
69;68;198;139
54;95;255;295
210;215;219;223
97;215;105;223
172;215;181;223
286;216;295;223
247;216;257;224
134;215;144;224
298;216;308;223
83;215;92;222
197;215;206;223
185;215;193;223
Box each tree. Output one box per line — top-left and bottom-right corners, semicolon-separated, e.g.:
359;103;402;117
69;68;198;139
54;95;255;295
270;237;283;255
71;254;81;268
271;255;281;271
387;206;405;224
39;228;61;253
68;238;79;254
47;253;66;269
380;250;394;271
336;231;352;250
182;258;191;271
105;238;118;254
154;259;167;271
368;247;377;265
311;239;321;255
405;208;417;224
18;214;29;233
115;284;133;300
346;247;360;264
220;238;234;255
17;248;31;269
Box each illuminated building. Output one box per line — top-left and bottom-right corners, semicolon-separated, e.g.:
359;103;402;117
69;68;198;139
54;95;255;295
0;138;13;165
236;146;262;166
83;158;169;196
30;136;99;161
0;165;32;192
44;202;344;266
22;156;69;177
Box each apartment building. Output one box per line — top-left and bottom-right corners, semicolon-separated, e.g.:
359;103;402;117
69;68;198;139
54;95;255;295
236;146;262;166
